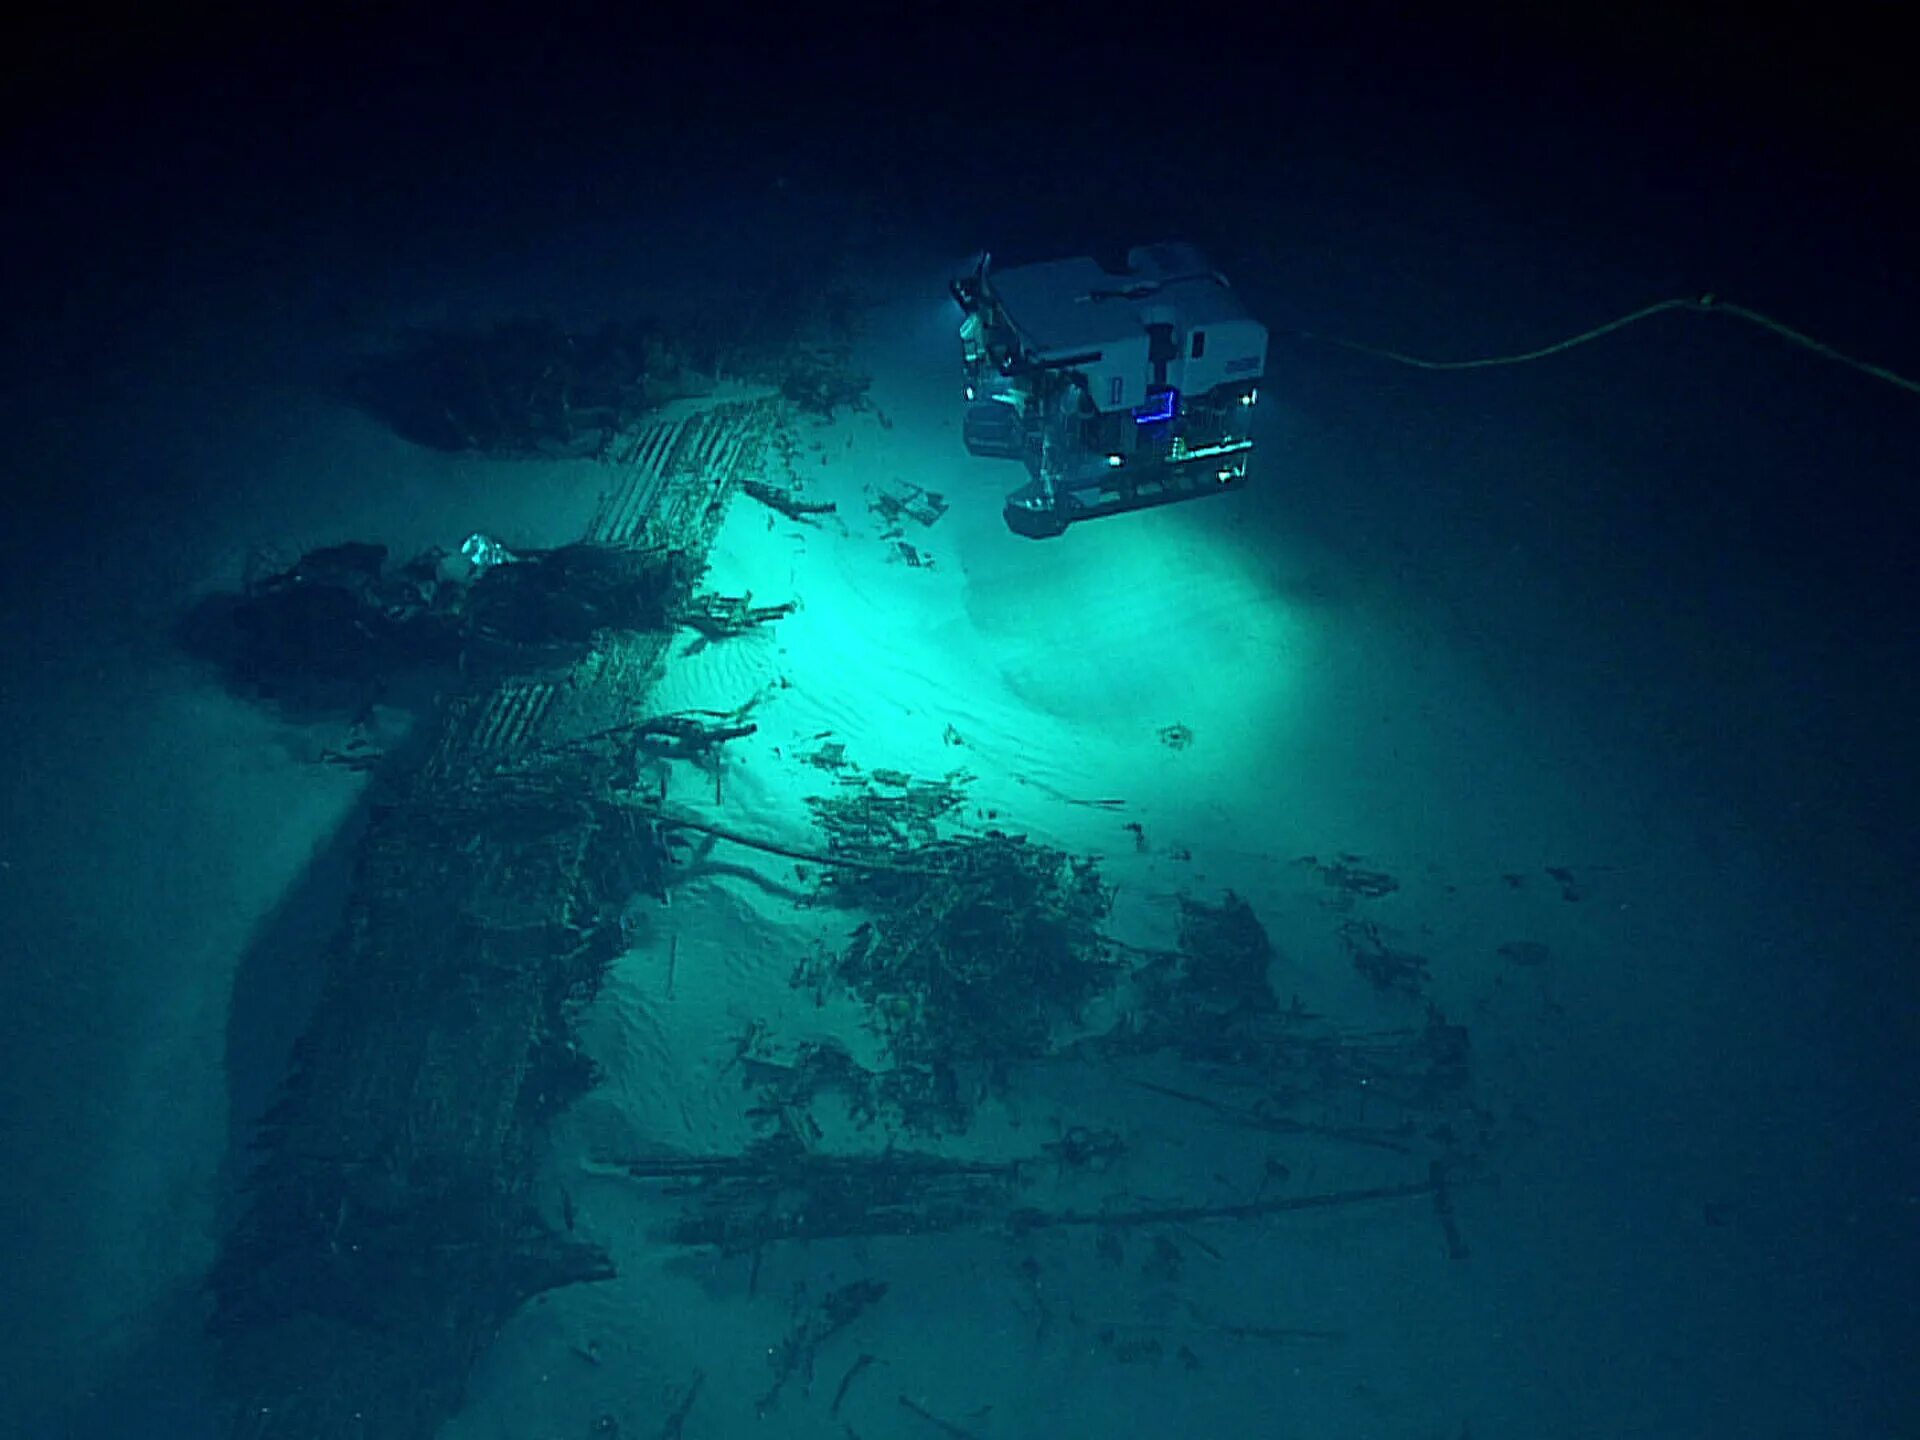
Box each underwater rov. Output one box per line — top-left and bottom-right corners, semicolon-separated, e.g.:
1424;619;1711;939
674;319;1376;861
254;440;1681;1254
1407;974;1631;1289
951;247;1919;539
950;242;1267;538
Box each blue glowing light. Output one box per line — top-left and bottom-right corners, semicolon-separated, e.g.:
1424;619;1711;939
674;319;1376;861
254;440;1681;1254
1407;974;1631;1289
1134;387;1177;425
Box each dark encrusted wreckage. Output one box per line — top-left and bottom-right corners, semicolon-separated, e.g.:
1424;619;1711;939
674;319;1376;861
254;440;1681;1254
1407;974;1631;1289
203;345;1489;1439
206;396;782;1439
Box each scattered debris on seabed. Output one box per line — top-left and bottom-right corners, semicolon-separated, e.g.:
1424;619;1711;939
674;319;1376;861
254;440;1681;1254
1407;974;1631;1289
196;367;1508;1439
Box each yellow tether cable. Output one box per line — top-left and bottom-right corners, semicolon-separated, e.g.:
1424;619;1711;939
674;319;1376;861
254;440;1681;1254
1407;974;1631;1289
1303;294;1920;395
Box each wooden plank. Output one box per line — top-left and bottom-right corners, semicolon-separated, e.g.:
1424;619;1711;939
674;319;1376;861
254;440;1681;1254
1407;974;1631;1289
213;397;785;1439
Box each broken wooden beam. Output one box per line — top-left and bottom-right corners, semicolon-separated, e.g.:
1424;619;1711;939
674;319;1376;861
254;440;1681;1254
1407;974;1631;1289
743;477;838;521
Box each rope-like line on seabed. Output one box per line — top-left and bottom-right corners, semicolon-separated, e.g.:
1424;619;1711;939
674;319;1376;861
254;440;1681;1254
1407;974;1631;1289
626;802;947;877
1301;294;1920;394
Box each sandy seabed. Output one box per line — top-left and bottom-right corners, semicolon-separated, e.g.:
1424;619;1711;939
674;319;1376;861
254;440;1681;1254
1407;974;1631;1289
1;257;1893;1440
